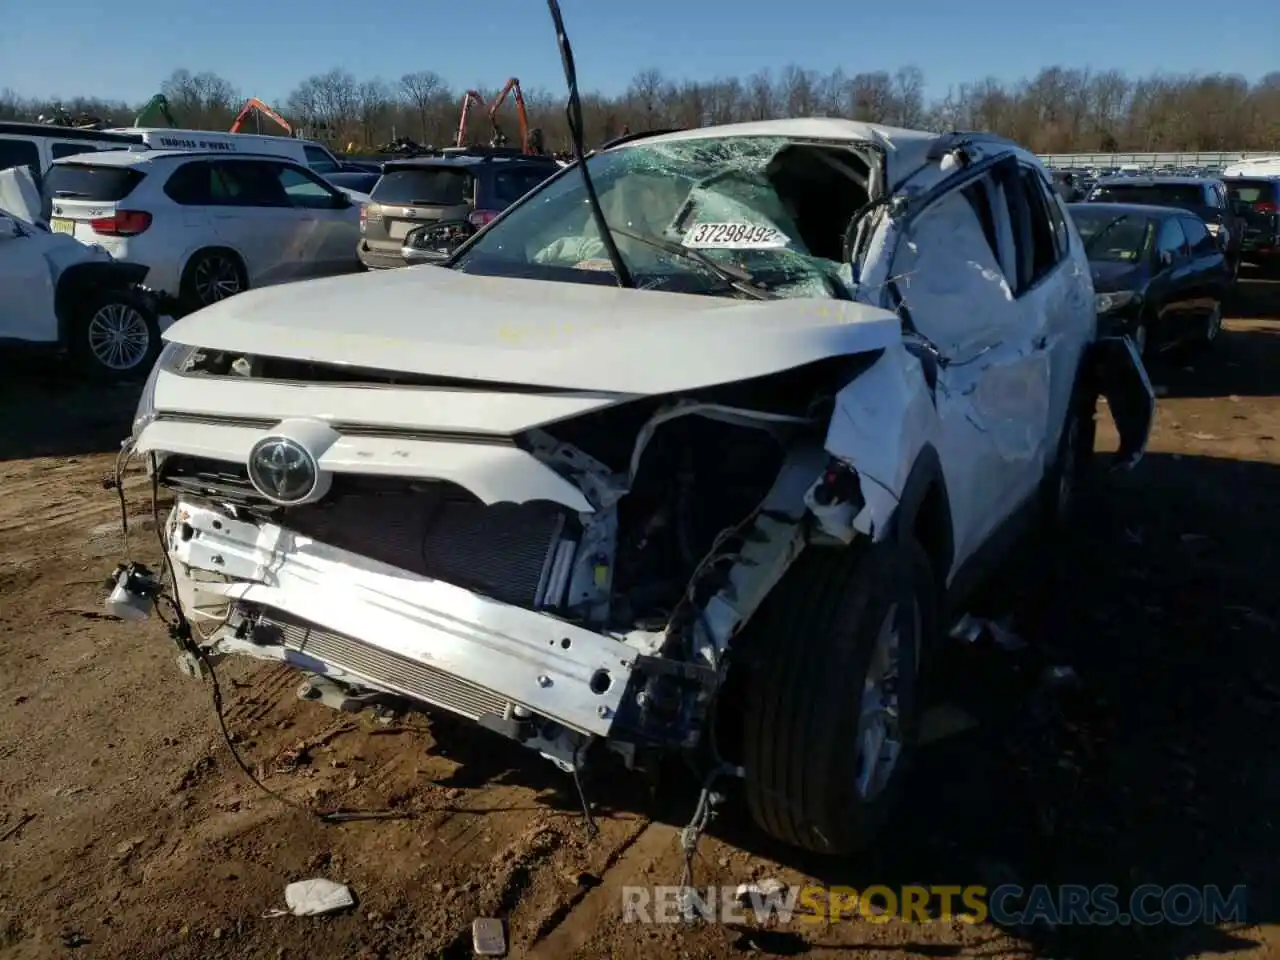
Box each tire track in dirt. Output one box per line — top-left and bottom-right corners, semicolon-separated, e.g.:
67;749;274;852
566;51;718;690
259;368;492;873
224;663;301;727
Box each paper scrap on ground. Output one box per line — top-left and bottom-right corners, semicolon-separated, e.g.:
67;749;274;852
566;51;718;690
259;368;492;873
278;879;355;917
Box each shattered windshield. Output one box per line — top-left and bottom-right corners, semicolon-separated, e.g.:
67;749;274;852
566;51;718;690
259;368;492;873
451;135;871;299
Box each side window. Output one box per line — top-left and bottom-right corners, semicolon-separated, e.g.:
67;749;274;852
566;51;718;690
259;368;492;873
304;144;338;174
1156;218;1188;261
888;189;1021;352
1015;166;1061;287
164;161;215;205
1038;174;1071;259
274;164;340;209
210;160;289;207
0;137;40;174
1206;183;1224;209
1180;217;1215;256
961;180;999;260
51;142;98;160
490;168;556;207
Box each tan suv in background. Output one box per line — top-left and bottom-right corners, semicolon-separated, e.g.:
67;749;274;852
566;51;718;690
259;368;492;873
357;148;560;269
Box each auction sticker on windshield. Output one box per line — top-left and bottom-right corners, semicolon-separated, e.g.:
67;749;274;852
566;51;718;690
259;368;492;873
684;222;788;249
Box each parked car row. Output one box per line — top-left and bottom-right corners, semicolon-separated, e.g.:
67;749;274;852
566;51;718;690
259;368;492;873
1082;175;1245;278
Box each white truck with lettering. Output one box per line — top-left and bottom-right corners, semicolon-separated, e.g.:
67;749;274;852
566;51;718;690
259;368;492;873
109;128;342;176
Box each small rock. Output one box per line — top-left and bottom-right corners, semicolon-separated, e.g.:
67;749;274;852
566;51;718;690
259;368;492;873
365;910;382;924
431;882;445;894
212;928;223;940
347;775;359;790
329;758;348;769
179;924;190;938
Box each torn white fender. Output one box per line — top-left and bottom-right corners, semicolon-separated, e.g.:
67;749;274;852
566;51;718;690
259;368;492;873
809;344;937;542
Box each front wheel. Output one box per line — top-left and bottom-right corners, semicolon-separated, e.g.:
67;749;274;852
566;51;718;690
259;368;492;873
70;291;161;381
740;537;936;856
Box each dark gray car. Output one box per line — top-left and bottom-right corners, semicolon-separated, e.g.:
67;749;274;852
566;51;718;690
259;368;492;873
357;152;560;270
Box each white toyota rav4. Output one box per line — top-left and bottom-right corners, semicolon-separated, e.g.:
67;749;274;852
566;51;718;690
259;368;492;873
117;119;1153;855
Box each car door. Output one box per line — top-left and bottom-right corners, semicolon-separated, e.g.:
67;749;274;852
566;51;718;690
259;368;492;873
268;162;358;277
1149;218;1192;337
1177;216;1226;320
0;214;59;343
884;158;1057;569
205;159;301;287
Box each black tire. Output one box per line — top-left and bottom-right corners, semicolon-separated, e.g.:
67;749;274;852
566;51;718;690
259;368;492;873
180;248;247;312
740;537;936;856
69;289;161;382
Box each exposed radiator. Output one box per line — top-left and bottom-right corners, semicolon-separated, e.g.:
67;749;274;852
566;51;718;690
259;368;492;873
266;614;511;722
282;488;568;608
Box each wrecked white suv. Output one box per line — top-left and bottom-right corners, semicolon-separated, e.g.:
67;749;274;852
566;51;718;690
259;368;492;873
118;119;1153;855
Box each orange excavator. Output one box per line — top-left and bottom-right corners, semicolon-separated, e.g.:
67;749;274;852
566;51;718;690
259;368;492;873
229;97;293;136
455;78;540;155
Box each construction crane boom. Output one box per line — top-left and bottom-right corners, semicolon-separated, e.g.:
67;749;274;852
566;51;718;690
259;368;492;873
229;97;293;136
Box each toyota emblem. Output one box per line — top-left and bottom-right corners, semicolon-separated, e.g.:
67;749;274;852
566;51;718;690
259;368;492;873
247;436;319;505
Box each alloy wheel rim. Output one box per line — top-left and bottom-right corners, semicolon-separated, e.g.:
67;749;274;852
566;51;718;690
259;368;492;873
87;302;151;371
194;257;242;303
1206;305;1222;341
1132;323;1147;358
854;602;917;801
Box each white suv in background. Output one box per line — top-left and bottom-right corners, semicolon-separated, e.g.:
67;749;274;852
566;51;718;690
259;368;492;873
43;149;364;312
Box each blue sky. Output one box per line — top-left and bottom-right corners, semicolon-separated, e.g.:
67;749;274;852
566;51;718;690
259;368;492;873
3;0;1276;105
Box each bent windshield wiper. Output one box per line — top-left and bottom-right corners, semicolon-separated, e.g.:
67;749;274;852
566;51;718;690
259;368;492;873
608;225;775;300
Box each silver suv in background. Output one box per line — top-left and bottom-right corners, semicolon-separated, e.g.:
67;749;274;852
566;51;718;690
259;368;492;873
357;148;559;269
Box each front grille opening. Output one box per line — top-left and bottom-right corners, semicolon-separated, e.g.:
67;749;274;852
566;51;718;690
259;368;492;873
162;456;575;609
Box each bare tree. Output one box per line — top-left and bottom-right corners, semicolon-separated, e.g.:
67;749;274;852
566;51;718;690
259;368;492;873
399;70;446;142
8;62;1280;155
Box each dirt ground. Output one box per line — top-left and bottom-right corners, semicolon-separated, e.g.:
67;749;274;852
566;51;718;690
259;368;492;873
2;279;1280;960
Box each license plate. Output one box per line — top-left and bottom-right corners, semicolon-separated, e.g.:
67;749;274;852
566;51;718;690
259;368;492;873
50;217;75;236
388;221;410;240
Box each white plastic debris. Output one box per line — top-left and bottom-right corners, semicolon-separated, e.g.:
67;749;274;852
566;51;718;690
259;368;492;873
472;917;507;956
735;877;787;904
282;879;355;916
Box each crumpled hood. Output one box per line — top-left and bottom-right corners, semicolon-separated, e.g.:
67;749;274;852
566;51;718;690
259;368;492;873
1090;260;1146;293
0;166;44;226
164;266;903;394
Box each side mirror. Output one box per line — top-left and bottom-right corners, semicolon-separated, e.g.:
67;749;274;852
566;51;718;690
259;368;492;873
402;220;476;263
333;192;353;210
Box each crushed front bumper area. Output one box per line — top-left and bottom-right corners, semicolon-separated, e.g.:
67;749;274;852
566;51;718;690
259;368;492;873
166;499;637;752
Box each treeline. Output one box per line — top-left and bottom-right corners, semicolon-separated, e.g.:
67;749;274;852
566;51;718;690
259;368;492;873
4;65;1280;154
